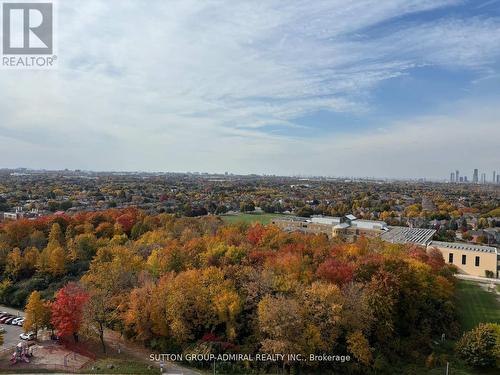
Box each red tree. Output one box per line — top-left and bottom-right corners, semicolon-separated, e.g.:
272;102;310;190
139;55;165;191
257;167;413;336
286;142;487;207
316;258;354;285
51;283;89;342
116;213;135;233
247;224;266;245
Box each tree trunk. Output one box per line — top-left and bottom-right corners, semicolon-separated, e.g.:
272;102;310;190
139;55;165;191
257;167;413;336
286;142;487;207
73;332;79;342
99;323;106;353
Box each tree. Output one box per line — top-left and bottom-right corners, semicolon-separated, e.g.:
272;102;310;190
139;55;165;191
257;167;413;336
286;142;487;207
316;258;354;285
82;290;110;353
48;245;66;276
456;323;500;368
240;201;255;213
300;282;343;351
5;248;23;280
24;291;51;339
48;223;64;248
258;294;306;356
347;330;373;365
22;247;40;275
51;283;89;342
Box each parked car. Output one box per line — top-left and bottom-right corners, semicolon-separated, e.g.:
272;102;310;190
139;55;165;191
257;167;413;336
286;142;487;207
0;313;10;319
5;317;15;324
11;317;23;325
16;318;25;327
0;316;9;323
19;332;35;340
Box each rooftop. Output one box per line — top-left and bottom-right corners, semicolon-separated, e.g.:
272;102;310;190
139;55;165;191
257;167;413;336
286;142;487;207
428;241;498;254
380;226;436;245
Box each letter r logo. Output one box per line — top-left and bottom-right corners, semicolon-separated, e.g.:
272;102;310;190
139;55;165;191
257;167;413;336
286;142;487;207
2;2;53;54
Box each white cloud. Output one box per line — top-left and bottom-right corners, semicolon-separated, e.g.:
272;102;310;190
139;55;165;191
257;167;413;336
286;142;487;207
0;0;499;176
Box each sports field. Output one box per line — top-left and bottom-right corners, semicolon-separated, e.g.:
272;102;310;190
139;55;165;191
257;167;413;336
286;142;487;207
220;212;289;225
455;280;500;331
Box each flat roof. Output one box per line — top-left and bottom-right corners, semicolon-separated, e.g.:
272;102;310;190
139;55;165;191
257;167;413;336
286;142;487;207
380;226;436;245
428;241;498;254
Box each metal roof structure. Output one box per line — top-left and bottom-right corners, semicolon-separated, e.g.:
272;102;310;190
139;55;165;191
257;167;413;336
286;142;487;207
380;226;436;245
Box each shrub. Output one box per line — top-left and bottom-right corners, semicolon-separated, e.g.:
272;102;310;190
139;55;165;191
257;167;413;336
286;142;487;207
456;323;500;368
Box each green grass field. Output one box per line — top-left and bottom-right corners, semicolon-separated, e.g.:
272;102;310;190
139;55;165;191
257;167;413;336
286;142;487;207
220;212;289;225
455;280;500;331
80;359;158;374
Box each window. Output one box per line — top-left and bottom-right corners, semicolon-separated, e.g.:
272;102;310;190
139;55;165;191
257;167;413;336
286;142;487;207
449;253;454;263
462;254;466;265
475;256;480;267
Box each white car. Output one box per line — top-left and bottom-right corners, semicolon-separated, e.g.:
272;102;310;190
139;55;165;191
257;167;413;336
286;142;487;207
16;318;25;327
19;332;35;340
11;317;23;325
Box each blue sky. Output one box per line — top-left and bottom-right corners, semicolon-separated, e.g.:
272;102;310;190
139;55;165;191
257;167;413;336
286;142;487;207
1;0;500;178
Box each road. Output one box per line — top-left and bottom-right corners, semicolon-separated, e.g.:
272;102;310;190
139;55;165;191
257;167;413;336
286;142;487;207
0;305;24;352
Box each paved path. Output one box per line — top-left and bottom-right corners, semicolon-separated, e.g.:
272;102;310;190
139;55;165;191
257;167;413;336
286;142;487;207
103;329;205;375
0;305;24;352
455;274;500;284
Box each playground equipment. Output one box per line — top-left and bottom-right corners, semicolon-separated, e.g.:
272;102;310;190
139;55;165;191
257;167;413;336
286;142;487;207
10;342;33;364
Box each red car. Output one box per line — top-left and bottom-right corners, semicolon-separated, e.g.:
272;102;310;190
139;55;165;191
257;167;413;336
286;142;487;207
0;316;12;323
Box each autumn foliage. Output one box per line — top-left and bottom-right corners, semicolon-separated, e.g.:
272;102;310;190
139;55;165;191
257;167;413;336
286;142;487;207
0;209;460;372
51;283;89;341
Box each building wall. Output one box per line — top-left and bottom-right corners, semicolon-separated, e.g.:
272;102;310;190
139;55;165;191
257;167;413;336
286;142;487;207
429;245;498;278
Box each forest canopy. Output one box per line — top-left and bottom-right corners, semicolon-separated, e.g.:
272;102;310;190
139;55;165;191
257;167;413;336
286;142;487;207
0;209;459;373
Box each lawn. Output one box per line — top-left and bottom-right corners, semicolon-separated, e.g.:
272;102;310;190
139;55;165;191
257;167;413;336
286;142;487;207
80;358;158;374
455;280;500;331
220;212;289;225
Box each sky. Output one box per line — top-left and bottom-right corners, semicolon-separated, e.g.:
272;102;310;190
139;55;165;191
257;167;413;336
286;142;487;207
1;0;500;179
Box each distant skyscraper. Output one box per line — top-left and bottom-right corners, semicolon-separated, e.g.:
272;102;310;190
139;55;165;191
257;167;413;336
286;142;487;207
481;173;486;184
473;169;478;183
497;174;500;184
464;176;468;182
455;170;459;183
493;171;496;184
450;172;455;182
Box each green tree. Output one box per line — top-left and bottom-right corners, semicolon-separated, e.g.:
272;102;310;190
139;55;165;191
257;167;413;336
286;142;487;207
456;323;500;368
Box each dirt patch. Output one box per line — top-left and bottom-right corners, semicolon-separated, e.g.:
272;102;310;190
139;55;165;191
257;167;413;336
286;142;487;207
0;341;92;372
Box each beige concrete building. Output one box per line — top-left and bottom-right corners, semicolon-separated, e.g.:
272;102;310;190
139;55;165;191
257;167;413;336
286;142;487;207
272;215;435;244
427;241;499;278
272;215;499;278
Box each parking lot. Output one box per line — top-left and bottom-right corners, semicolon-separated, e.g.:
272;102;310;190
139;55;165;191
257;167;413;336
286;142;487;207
0;305;24;349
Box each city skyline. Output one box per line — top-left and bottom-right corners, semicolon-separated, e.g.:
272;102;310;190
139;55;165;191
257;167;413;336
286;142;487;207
1;0;500;177
450;168;500;184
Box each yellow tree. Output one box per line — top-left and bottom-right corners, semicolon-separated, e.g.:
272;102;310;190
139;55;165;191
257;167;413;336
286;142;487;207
24;291;51;339
347;330;373;365
48;223;64;248
5;248;23;279
23;247;40;273
48;246;66;276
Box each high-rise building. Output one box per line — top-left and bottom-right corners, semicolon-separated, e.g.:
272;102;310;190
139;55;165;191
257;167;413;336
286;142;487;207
455;170;459;183
464;176;468;182
473;169;478;183
493;171;496;184
450;172;455;182
481;173;486;184
497;174;500;184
